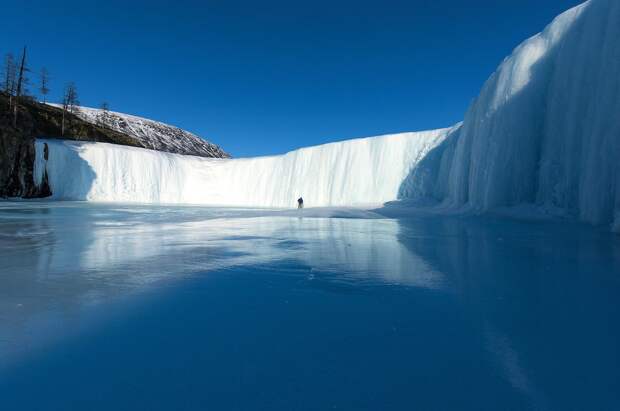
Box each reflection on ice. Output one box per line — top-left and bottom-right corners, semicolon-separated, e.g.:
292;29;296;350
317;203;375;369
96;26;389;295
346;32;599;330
0;202;442;366
0;202;443;290
1;202;619;410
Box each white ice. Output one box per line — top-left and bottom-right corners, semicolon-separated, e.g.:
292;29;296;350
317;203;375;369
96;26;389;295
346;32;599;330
34;0;620;230
34;127;455;208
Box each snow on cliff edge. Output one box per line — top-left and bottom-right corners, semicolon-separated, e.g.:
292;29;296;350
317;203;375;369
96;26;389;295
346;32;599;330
48;104;229;158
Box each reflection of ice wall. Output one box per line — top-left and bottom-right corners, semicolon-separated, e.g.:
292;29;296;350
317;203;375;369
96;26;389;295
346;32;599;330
34;0;620;229
78;217;444;289
0;205;445;368
35;127;454;208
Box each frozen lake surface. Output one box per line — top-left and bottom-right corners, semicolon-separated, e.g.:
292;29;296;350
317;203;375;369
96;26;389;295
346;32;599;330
0;202;619;410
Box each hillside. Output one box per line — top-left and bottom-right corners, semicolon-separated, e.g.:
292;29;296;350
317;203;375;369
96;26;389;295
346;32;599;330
49;104;229;158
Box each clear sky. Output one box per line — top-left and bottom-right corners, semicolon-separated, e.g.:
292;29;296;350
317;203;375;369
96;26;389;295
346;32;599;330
5;0;584;157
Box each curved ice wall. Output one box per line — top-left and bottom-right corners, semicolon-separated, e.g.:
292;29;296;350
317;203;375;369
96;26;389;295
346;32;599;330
34;0;620;229
34;127;455;208
442;0;620;227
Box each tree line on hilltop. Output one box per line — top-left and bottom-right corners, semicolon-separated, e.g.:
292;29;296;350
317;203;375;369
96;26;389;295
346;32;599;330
2;46;112;135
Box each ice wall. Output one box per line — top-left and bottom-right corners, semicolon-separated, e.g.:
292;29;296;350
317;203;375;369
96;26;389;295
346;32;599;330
34;126;455;208
440;0;620;227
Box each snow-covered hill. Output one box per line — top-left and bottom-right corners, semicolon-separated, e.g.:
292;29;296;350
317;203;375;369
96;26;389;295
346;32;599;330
34;0;620;230
49;104;229;158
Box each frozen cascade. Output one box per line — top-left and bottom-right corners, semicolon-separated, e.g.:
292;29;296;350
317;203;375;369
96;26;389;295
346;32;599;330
441;0;620;228
33;0;620;230
34;127;456;208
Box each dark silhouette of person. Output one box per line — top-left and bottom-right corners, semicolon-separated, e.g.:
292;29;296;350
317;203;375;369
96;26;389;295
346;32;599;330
297;197;304;209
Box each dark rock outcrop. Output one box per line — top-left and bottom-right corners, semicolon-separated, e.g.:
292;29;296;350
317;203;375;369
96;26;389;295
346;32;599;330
0;130;41;198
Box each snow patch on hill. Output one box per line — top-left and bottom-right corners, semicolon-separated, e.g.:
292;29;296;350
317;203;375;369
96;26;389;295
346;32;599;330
48;104;229;158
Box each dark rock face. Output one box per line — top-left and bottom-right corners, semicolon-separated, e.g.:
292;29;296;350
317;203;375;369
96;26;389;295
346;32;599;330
1;135;52;199
5;142;51;198
0;108;48;198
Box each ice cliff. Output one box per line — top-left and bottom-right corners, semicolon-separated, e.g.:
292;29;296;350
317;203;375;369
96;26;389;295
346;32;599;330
34;0;620;229
441;0;620;228
34;127;455;207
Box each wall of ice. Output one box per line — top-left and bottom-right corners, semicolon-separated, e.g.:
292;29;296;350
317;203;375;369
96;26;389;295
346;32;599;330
439;0;620;228
33;0;620;229
34;126;455;208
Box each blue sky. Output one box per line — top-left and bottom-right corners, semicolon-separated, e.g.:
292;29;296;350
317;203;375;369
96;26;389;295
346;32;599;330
5;0;583;157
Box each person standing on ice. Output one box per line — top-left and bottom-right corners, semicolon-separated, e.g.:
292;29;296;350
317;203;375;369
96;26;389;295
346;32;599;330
297;197;304;209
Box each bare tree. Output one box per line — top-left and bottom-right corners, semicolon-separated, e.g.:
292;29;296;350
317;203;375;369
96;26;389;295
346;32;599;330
2;53;15;93
62;82;79;136
13;46;29;127
2;53;17;108
66;82;79;113
39;67;50;104
15;47;28;97
61;91;68;136
97;101;110;127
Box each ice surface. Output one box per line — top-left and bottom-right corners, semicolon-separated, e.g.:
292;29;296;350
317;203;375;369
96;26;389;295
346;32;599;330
34;0;620;229
1;202;619;410
0;202;444;368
